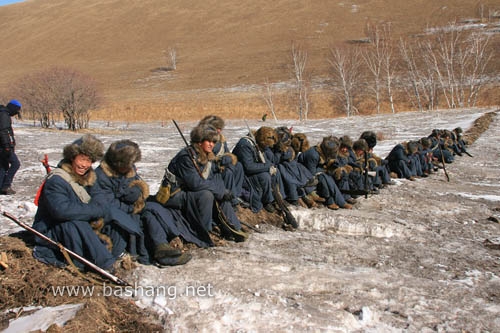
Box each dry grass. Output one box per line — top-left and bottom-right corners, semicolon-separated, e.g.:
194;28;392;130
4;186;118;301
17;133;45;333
0;0;499;120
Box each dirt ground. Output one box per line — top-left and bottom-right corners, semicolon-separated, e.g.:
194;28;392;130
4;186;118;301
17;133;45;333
0;110;498;332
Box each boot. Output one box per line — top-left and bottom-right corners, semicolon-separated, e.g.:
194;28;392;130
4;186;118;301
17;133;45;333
154;243;182;259
342;203;353;209
308;191;325;203
346;198;357;205
264;203;276;213
1;187;16;195
156;252;192;267
327;203;339;210
302;194;318;208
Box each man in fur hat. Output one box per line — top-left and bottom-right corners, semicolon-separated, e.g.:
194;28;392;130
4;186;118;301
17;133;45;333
326;135;359;204
271;126;316;208
198;115;246;209
32;135;123;271
91;140;192;267
167;123;245;242
232;126;278;213
359;131;395;186
298;135;352;210
385;141;419;181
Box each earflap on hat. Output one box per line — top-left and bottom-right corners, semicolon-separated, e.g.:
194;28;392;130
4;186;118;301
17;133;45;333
291;133;310;153
255;126;277;149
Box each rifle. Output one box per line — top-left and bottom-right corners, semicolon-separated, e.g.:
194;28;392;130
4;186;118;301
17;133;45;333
437;140;450;182
2;211;130;286
463;150;473;158
363;150;369;199
172;120;248;242
244;121;298;229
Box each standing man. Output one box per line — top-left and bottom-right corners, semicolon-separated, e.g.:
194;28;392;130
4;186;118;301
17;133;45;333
0;99;22;195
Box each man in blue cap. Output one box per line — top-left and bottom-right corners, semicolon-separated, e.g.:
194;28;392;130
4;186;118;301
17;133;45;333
0;99;22;195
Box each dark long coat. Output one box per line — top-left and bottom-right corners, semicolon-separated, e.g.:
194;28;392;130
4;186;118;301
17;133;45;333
33;162;122;270
232;136;274;212
168;145;242;234
90;162;150;264
297;146;346;207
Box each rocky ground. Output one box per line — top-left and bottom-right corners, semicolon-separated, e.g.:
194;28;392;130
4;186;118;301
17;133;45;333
0;108;499;332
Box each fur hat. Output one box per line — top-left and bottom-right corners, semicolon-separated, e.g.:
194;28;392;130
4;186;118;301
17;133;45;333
255;126;278;149
407;141;419;154
419;137;431;149
291;133;310;154
360;131;377;149
352;139;368;152
320;135;339;160
198;115;225;130
104;140;141;172
63;134;104;162
275;126;292;146
190;124;218;143
339;135;353;149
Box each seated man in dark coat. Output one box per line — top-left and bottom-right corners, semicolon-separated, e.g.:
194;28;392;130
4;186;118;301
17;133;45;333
298;136;352;210
33;135;123;271
272;126;315;208
385;141;419;181
232;126;278;213
167;123;246;241
197;115;246;209
91;140;191;267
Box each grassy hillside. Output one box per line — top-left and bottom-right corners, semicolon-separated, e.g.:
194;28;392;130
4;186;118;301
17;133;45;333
0;0;498;120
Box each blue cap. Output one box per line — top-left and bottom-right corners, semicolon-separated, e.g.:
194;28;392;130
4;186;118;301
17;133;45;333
8;99;21;108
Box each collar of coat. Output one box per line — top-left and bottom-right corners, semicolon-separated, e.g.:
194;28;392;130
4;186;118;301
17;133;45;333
191;144;215;166
315;145;327;165
59;162;97;187
99;160;136;178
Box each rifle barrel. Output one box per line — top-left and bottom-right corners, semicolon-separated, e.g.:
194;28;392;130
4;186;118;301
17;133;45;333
2;211;130;286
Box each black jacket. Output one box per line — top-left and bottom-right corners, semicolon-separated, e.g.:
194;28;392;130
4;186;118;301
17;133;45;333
0;105;15;150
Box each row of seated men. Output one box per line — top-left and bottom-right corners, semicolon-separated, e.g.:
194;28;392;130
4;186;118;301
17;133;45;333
31;115;469;271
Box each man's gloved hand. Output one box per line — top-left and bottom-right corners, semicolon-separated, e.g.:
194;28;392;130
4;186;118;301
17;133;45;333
222;190;234;202
121;185;142;204
269;165;278;176
1;147;11;159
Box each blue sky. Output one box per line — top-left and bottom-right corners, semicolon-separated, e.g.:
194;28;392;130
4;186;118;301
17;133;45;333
0;0;24;6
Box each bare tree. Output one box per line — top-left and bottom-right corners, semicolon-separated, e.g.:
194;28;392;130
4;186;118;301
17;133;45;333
363;24;384;114
290;42;310;121
261;78;278;122
423;25;492;108
399;38;424;111
463;32;491;106
381;24;397;114
164;47;177;70
11;67;101;130
328;46;363;117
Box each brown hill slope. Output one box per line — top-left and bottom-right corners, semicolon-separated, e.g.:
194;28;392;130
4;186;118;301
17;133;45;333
0;0;498;119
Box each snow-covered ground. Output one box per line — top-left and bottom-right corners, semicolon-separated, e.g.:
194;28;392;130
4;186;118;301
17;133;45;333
1;107;499;332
